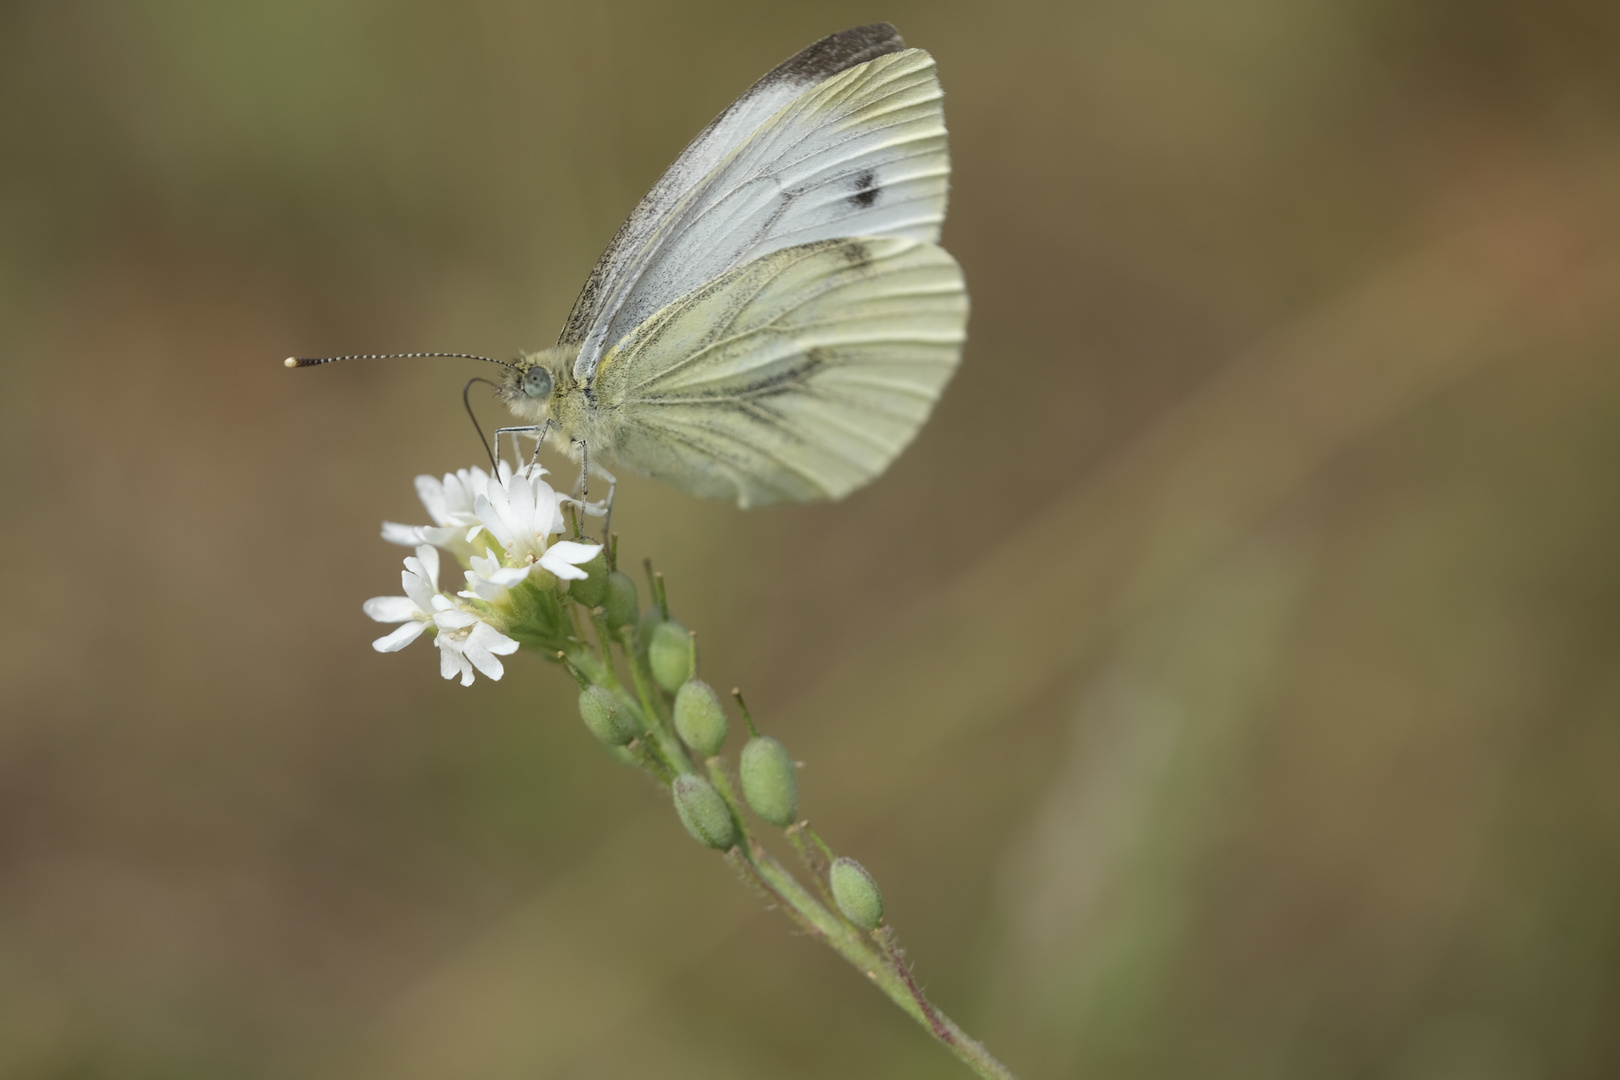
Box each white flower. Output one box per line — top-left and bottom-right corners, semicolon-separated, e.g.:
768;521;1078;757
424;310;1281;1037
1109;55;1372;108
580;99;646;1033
363;544;519;686
382;466;495;547
459;551;531;601
430;602;520;686
474;465;602;580
362;545;442;651
540;540;603;581
473;464;564;562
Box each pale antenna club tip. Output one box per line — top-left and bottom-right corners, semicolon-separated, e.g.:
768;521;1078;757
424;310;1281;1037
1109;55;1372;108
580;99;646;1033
284;357;298;368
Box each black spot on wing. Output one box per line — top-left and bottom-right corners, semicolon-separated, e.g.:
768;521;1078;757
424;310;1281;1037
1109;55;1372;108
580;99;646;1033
849;168;880;209
768;23;905;86
837;240;871;266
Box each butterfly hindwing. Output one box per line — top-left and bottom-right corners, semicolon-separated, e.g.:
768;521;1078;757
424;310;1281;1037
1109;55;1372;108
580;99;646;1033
591;236;967;507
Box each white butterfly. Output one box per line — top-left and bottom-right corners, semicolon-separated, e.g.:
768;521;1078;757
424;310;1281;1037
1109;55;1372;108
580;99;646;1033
294;23;967;508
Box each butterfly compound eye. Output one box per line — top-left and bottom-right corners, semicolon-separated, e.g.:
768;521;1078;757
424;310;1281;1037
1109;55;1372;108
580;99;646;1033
522;366;554;400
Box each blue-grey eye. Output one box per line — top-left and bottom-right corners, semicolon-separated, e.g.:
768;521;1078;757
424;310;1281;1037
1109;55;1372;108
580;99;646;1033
522;366;553;399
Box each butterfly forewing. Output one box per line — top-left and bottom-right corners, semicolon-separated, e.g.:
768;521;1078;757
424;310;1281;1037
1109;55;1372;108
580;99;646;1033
558;23;905;352
591;236;966;507
570;48;950;384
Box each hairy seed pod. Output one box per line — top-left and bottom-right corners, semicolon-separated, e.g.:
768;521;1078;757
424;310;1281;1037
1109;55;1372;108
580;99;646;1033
603;570;639;629
578;685;636;746
568;549;610;607
830;857;884;930
649;620;694;692
739;736;798;827
674;679;727;756
672;774;736;850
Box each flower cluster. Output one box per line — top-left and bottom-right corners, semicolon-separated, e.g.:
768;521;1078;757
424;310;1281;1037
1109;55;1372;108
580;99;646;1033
348;458;1015;1078
366;463;600;685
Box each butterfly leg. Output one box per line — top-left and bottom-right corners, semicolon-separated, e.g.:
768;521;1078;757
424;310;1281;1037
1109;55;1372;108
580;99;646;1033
527;418;554;468
571;441;617;537
492;422;550;471
576;440;588;503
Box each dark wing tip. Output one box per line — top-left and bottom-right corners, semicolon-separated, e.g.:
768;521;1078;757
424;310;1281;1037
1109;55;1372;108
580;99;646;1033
770;23;906;86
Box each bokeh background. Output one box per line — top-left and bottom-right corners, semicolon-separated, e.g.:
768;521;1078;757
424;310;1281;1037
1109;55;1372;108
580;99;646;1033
3;2;1619;1077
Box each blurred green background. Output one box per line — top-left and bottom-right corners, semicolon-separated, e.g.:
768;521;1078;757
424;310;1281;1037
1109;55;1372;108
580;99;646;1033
4;2;1620;1077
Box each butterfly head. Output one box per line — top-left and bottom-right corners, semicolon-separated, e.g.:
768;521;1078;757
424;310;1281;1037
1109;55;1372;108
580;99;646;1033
520;363;553;401
499;348;573;422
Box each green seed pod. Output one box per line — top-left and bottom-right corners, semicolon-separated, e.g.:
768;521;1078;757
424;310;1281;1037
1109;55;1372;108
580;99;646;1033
568;549;610;607
648;620;694;692
672;774;736;850
603;570;639;629
578;685;636;746
830;857;884;930
673;679;727;756
739;736;798;827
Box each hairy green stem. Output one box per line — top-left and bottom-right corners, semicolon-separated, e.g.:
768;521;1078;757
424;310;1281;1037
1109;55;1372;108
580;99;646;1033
747;842;1018;1080
613;629;693;775
785;823;844;915
556;599;1018;1080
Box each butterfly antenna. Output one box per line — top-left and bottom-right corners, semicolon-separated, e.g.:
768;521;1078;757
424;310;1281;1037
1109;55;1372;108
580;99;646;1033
283;352;514;369
463;377;499;471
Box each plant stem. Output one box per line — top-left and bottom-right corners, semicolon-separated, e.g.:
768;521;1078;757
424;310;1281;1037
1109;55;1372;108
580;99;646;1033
614;628;692;775
561;601;1019;1080
785;824;839;911
746;842;1020;1080
876;925;950;1042
586;610;622;691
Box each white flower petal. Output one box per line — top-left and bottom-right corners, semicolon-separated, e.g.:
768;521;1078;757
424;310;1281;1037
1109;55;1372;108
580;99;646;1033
461;565;513;601
462;640;504;681
415;545;440;589
439;642;472;684
401;568;434;613
474;493;515;549
441;468;488;522
471;621;520;656
421;526;462;546
373;621;427;652
545;540;601;565
507;470;536;523
363;595;418;623
416;474;450;525
381;521;423;546
541;558;589;581
433;607;479;630
488;566;531;587
540;540;601;580
462;623;518;679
